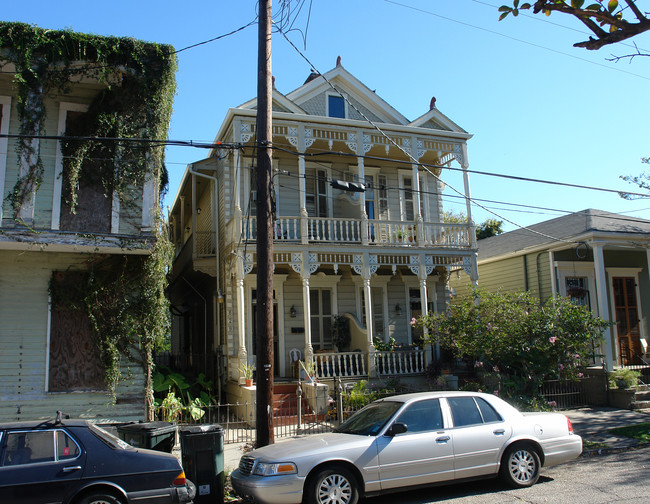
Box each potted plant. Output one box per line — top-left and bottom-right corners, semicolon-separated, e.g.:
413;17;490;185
609;368;640;390
240;362;255;387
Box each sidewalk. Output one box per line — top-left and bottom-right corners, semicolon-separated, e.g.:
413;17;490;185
563;406;650;454
219;407;650;471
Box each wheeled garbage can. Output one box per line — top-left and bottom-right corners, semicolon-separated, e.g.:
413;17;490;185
179;424;224;504
116;421;177;452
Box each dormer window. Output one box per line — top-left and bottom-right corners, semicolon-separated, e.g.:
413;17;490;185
327;94;345;118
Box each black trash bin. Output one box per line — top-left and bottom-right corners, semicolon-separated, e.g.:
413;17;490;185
116;421;177;453
180;424;224;504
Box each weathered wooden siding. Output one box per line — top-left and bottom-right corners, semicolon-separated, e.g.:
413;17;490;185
0;250;145;422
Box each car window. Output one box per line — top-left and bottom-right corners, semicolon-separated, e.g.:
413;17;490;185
335;401;403;436
88;423;132;450
448;397;483;428
476;397;502;423
2;431;55;466
394;399;443;434
56;430;81;460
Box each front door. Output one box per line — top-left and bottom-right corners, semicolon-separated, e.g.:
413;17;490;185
310;289;332;351
612;277;643;365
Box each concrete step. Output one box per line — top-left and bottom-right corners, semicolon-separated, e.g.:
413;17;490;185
633;390;650;401
630;400;650;410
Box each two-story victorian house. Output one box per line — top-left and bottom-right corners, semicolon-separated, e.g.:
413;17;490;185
168;62;478;401
0;23;176;421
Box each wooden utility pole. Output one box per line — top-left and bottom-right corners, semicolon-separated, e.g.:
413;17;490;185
255;0;274;447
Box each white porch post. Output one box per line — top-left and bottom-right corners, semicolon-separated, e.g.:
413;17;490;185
301;271;313;362
461;144;478;286
594;245;614;369
299;126;309;245
418;260;431;366
362;258;376;377
236;258;248;380
358;154;369;245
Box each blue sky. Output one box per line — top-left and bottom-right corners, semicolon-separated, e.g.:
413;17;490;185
4;0;650;231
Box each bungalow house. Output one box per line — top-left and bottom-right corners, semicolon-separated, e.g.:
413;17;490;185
0;23;176;421
167;61;478;401
450;209;650;371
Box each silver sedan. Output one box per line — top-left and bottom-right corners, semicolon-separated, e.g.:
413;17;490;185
231;391;582;504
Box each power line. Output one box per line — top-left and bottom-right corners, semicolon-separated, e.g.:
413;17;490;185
4;132;649;200
383;0;650;82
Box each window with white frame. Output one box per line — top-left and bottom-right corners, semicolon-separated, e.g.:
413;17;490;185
327;94;346;118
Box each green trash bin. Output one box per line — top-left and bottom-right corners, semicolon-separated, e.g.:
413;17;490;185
180;424;224;504
116;421;177;453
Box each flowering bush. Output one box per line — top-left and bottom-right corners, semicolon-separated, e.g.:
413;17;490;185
415;288;609;396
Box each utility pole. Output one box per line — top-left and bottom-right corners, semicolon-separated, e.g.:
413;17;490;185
255;0;274;447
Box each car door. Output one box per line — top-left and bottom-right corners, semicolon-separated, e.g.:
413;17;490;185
0;429;85;504
446;396;512;479
375;398;454;490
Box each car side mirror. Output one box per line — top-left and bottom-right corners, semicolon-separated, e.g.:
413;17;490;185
386;422;408;437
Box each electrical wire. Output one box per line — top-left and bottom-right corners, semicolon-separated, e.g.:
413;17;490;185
383;0;650;82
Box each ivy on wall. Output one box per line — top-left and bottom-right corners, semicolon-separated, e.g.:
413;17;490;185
1;22;178;419
0;21;177;216
49;224;174;417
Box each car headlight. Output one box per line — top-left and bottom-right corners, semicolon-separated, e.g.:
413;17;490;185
253;461;298;476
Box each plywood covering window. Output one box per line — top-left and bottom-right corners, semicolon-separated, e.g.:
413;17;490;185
59;110;111;233
49;272;105;392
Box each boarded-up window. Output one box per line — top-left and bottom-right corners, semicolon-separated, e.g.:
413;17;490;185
49;272;105;392
60;110;112;233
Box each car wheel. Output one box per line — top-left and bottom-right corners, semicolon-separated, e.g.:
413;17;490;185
500;443;541;488
306;465;359;504
76;492;124;504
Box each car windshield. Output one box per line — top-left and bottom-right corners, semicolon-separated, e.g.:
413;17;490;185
335;401;403;436
88;423;133;450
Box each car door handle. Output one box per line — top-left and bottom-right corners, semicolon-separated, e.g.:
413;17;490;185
62;466;82;473
435;436;450;443
493;429;506;435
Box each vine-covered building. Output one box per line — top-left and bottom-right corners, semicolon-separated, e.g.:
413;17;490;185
167;61;479;402
0;23;176;421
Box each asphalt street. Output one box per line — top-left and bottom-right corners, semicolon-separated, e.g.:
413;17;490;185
367;446;650;504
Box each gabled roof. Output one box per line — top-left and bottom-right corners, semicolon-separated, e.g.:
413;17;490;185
285;63;410;125
410;105;467;134
238;87;306;115
478;209;650;261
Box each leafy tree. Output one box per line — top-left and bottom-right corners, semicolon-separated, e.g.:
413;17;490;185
476;218;505;240
498;0;650;56
443;211;504;240
415;289;609;398
620;157;650;199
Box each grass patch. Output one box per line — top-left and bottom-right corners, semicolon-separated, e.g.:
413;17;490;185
582;440;609;450
609;422;650;443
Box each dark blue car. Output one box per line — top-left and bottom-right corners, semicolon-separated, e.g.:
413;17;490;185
0;415;195;504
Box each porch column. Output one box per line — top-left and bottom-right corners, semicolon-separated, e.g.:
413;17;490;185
362;264;376;377
301;272;314;362
594;245;614;369
358;153;369;245
299;127;309;245
461;144;478;286
419;266;432;364
233;148;243;240
236;258;248;377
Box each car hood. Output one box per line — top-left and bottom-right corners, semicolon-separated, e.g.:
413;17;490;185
247;432;375;462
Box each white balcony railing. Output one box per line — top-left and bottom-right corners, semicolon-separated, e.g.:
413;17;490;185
241;216;471;248
314;352;367;378
375;349;426;375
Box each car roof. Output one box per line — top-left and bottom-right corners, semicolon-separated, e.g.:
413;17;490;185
0;419;92;430
376;390;499;404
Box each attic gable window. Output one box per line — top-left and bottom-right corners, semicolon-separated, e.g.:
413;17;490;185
328;94;345;118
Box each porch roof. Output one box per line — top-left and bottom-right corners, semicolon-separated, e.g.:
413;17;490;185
476;209;650;261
